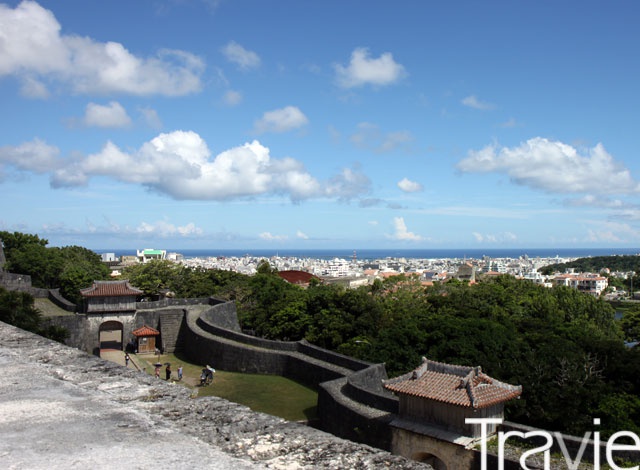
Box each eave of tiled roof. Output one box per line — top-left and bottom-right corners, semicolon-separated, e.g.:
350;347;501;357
383;357;521;410
80;280;143;297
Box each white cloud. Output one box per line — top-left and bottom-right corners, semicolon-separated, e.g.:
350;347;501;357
334;47;406;88
0;138;59;173
19;76;49;99
461;95;495;110
223;89;243;106
397;177;423;193
472;231;517;243
457;137;640;195
326;166;371;201
296;230;309;240
586;220;640;242
586;228;621;243
259;232;288;241
564;195;624;208
253;106;309;134
221;41;261;70
389;217;423;241
350;122;413;154
84;102;132;128
135;220;203;237
0;1;203;96
47;131;369;202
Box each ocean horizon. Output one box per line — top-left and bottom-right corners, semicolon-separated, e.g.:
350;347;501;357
95;247;640;261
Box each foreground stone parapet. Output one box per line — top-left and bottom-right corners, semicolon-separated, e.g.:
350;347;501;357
0;321;430;469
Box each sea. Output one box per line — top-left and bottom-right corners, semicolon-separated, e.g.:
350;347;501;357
96;247;640;262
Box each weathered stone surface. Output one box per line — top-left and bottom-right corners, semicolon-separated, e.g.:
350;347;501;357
0;321;430;469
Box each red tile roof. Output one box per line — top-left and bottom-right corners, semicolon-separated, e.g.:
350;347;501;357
277;270;319;285
132;325;159;337
383;357;521;409
80;280;143;297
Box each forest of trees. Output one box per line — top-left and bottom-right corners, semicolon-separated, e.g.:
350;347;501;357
2;231;640;438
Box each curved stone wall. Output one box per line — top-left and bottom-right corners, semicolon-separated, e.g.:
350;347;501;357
183;301;399;451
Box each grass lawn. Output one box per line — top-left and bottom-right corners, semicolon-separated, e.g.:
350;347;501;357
134;351;318;422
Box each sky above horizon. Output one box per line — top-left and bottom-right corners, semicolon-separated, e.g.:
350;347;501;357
1;0;640;250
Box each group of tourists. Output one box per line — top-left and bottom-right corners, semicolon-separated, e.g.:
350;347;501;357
151;362;183;381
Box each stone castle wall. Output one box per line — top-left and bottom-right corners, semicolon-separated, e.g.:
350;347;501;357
0;320;430;470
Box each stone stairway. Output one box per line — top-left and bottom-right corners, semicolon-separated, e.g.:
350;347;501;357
159;309;186;353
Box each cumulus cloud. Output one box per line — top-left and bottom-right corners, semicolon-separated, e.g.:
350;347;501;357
84;101;132;128
397;177;423;193
457;137;640;195
253;106;309;134
389;217;423;241
36;131;370;202
0;1;204;96
461;95;495;110
334;47;406;88
221;41;261;70
296;230;309;240
0;138;59;173
350;122;413;154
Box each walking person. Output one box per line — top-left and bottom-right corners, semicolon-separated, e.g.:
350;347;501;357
154;365;160;379
177;365;183;381
124;353;130;368
165;364;171;381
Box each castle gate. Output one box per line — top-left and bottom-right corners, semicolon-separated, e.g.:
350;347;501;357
99;320;123;350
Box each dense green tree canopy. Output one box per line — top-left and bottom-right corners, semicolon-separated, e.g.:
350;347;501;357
0;287;68;342
0;231;109;303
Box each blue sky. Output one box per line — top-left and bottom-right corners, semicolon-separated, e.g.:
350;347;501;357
1;0;640;250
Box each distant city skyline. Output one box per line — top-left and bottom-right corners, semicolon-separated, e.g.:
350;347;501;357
1;1;640;250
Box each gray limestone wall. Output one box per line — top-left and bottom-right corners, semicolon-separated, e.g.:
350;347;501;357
45;308;187;355
0;320;430;470
318;376;396;451
47;288;76;312
0;271;32;290
184;302;400;451
344;363;399;413
136;296;217;310
186;304;359;386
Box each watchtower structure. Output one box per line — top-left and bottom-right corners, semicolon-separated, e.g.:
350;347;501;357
383;357;522;469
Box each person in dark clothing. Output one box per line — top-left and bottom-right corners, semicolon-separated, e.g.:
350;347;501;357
165;364;171;380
